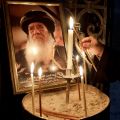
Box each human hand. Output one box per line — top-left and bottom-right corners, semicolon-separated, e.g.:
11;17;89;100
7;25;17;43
80;36;104;57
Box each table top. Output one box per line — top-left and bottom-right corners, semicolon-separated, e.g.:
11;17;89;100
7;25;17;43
22;84;110;120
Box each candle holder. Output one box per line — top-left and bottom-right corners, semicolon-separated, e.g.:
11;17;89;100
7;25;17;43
58;22;90;114
63;69;80;103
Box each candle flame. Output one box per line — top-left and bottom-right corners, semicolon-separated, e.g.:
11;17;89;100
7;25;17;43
79;66;83;76
76;55;79;62
38;67;42;77
50;64;57;72
31;62;34;74
69;17;74;29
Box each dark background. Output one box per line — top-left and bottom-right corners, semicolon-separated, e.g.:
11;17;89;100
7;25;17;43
1;0;120;120
109;0;120;120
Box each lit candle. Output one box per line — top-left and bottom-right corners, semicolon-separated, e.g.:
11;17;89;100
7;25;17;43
79;66;87;117
67;17;74;70
50;63;57;81
50;63;57;72
79;66;84;80
76;55;79;73
76;55;81;100
31;62;35;114
81;51;87;89
76;55;79;63
38;67;42;117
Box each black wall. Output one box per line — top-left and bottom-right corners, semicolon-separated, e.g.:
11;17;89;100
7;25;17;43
109;0;120;120
110;0;120;50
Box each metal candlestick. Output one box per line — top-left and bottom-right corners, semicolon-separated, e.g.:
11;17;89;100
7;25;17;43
63;70;80;103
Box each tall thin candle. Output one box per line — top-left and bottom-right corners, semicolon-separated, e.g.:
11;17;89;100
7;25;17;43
31;62;35;114
81;51;87;89
79;66;87;117
38;67;42;117
67;17;74;70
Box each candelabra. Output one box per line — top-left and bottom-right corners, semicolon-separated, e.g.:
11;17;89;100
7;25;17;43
59;22;98;117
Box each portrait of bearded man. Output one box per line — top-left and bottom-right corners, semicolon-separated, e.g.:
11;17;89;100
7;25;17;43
15;10;67;80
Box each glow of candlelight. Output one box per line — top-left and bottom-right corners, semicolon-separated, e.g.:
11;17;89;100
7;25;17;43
50;64;57;72
31;47;38;55
38;67;42;78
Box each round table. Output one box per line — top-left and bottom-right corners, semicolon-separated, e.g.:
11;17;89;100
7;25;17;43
22;84;110;120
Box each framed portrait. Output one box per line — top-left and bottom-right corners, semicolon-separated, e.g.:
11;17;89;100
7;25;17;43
3;1;68;94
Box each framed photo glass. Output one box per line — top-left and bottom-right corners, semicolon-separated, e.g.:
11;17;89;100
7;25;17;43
3;1;68;94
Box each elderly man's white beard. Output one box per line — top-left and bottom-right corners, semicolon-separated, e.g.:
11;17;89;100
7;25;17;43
25;34;55;69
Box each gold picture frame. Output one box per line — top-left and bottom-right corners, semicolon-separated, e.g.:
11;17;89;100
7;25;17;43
3;1;68;94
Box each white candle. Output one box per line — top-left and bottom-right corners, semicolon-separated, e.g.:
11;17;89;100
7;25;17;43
79;66;87;117
38;67;42;78
31;62;35;114
76;55;79;63
76;55;79;73
67;17;74;70
79;66;83;80
38;67;42;117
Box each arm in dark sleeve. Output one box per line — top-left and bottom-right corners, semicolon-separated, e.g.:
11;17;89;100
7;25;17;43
89;46;120;95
